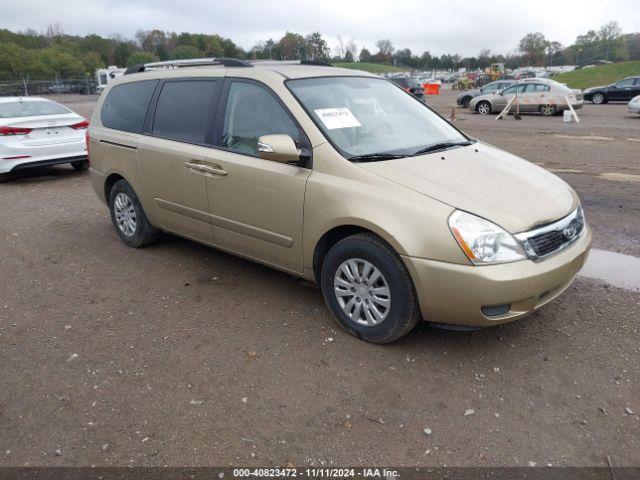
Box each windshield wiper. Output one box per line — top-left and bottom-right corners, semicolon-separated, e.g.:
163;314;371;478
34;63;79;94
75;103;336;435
348;153;407;162
412;140;474;156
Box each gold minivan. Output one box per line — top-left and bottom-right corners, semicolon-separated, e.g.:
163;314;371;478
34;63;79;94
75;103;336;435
88;59;591;343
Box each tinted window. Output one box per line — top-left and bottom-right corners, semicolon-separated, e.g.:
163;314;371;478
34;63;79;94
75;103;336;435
152;80;218;144
101;80;157;133
222;81;301;156
0;100;70;118
615;78;635;87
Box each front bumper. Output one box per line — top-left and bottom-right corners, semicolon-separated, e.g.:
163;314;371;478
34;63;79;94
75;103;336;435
628;103;640;114
403;225;592;327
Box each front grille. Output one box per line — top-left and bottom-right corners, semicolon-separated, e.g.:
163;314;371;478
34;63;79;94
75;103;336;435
527;230;568;257
576;93;583;101
515;207;585;260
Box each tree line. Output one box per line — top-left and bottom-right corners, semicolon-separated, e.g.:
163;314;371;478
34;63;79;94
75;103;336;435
0;21;638;81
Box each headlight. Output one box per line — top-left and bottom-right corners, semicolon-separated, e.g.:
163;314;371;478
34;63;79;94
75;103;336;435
448;210;527;265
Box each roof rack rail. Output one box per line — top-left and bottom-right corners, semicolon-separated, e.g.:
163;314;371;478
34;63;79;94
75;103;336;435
249;60;334;67
123;57;252;75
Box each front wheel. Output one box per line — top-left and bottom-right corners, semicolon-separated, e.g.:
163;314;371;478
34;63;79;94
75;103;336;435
108;179;159;248
320;233;420;344
592;93;606;105
476;101;491;115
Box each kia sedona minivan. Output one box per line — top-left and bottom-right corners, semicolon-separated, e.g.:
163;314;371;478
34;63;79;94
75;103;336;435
88;58;591;344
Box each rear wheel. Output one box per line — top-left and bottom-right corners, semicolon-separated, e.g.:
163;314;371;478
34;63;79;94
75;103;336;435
461;96;472;108
476;101;491;115
539;104;556;116
0;173;8;183
108;179;159;248
71;160;89;171
320;233;420;344
592;92;606;105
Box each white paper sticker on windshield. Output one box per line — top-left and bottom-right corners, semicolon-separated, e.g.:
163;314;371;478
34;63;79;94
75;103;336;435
314;107;362;130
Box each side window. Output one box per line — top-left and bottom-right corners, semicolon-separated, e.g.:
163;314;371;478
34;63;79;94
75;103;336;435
615;78;634;87
483;83;498;92
152;80;218;144
101;80;157;133
525;84;550;92
502;84;526;94
221;81;302;156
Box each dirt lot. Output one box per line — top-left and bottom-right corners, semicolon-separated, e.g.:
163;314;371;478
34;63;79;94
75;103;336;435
0;91;639;468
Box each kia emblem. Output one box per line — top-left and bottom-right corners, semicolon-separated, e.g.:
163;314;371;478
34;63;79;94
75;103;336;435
563;225;577;240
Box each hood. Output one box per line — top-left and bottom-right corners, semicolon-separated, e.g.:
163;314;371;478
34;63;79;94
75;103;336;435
584;85;606;92
458;89;481;98
358;143;578;233
471;92;496;102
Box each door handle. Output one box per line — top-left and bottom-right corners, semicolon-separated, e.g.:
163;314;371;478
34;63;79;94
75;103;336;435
185;161;227;177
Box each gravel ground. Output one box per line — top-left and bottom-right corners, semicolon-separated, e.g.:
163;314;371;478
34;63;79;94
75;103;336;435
0;91;638;468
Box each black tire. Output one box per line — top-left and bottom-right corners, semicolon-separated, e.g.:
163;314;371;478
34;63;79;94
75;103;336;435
0;173;9;183
71;160;90;171
108;179;159;248
591;92;606;105
461;96;472;108
476;101;492;115
320;233;420;344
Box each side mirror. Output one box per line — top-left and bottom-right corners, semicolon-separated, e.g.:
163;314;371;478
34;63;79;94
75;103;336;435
257;134;301;164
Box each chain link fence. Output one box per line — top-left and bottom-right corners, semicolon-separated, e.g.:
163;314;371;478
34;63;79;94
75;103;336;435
0;78;98;96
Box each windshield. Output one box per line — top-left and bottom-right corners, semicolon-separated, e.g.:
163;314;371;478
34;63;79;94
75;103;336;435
287;76;468;159
0;100;70;118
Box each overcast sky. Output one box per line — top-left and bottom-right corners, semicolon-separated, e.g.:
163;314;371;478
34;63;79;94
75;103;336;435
4;0;640;57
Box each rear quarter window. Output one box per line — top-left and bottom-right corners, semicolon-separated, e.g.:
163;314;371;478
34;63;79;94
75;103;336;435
101;80;157;133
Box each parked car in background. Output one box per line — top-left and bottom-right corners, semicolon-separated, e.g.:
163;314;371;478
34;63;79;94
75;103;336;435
388;77;424;99
628;95;640;114
88;59;591;344
456;80;516;108
470;79;583;116
0;97;89;180
583;76;640;104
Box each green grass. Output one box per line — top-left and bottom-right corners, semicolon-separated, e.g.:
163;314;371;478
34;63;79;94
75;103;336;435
334;62;409;74
552;61;640;89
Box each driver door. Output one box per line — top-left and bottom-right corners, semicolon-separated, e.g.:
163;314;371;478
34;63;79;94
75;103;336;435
610;78;634;101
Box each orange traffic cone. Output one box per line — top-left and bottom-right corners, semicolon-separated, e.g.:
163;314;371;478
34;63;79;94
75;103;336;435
450;107;456;122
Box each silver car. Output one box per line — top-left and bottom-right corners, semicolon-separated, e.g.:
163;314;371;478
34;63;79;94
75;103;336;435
628;95;640;114
469;79;583;116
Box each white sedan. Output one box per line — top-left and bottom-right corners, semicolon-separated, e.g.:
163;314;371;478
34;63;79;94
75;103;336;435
629;95;640;114
0;97;88;180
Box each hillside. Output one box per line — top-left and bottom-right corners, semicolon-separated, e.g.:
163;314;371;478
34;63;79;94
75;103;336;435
335;62;408;74
552;60;640;89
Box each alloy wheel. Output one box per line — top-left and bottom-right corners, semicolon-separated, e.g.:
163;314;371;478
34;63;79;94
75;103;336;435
113;192;137;237
477;102;491;115
333;258;391;326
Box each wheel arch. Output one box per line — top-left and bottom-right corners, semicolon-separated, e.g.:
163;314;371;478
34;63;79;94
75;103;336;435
104;172;125;201
476;99;492;113
311;223;404;283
